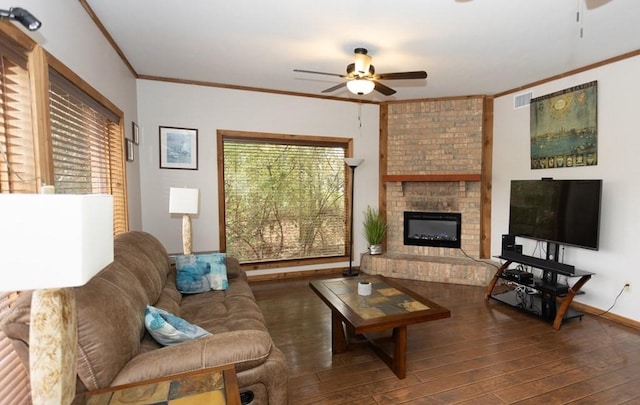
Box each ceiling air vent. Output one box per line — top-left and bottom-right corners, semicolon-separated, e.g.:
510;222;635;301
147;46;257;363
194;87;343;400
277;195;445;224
513;91;533;109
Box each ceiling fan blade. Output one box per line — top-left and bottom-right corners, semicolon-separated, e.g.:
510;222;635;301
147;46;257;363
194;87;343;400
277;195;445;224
374;81;396;96
376;71;428;80
321;82;347;93
293;69;346;78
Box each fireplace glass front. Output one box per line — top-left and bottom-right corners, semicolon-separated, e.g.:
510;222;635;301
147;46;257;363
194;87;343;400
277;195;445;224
403;211;461;248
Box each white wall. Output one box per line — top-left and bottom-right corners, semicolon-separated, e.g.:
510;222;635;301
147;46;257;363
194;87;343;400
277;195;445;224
137;80;380;276
492;55;640;321
2;0;142;229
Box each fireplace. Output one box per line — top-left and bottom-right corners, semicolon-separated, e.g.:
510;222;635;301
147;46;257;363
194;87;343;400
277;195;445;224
403;211;462;248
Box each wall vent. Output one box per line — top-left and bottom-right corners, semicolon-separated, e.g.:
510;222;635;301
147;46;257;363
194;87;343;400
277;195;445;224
513;91;533;109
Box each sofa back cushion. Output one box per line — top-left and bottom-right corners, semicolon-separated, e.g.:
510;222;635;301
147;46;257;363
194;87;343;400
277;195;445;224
73;231;173;390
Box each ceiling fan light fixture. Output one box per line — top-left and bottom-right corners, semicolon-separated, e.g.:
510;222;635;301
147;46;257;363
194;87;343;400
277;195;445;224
347;79;375;95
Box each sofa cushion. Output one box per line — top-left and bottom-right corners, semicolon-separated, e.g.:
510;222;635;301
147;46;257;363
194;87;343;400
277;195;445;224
154;270;182;315
144;305;211;345
179;275;265;333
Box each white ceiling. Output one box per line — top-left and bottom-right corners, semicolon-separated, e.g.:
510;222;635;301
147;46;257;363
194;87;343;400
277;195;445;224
85;0;640;101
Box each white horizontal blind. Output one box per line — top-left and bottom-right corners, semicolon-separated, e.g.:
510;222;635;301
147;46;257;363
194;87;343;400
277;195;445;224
223;140;347;263
48;68;127;234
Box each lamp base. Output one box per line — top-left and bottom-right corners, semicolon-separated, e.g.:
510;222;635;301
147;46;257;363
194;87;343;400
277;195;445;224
29;288;77;405
182;214;192;255
342;268;359;277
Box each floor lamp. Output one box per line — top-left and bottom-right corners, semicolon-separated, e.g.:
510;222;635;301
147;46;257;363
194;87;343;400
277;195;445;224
0;193;114;405
343;158;364;277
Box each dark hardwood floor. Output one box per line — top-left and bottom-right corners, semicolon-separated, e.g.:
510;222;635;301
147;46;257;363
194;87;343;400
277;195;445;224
250;274;640;404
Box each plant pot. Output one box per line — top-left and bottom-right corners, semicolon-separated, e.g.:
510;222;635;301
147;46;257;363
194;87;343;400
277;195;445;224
369;244;382;255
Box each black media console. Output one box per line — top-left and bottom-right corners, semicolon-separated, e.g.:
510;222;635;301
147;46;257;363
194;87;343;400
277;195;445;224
484;254;594;330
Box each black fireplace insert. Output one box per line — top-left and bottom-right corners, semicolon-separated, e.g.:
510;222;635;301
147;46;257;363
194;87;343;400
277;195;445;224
403;211;461;248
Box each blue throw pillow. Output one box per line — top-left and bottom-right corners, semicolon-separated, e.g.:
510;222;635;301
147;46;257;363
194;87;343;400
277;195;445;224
195;253;229;291
175;255;212;293
175;253;228;293
144;305;210;346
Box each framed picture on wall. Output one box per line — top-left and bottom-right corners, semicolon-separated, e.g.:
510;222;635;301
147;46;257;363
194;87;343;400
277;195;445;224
530;81;598;169
126;139;134;162
159;126;198;170
132;121;139;145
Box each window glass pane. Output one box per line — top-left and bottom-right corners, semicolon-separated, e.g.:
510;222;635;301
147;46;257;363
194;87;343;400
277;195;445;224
223;139;346;263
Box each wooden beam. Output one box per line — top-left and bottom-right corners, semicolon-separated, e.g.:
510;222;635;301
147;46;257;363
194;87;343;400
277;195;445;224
480;96;494;259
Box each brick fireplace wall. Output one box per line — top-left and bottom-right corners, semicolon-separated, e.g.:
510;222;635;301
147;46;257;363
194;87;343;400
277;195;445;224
361;97;495;286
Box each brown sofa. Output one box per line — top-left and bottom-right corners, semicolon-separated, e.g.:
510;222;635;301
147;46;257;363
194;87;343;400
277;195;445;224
2;231;288;404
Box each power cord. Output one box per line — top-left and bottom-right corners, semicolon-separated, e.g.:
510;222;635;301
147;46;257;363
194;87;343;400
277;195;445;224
595;284;627;316
459;247;501;269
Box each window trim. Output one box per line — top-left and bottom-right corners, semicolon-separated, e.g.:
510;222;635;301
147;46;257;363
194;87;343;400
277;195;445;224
217;129;354;270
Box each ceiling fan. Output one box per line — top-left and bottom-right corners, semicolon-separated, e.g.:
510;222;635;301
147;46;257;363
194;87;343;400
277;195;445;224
294;48;427;96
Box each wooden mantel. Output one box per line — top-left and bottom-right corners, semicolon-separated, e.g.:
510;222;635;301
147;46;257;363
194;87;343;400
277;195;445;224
382;174;482;183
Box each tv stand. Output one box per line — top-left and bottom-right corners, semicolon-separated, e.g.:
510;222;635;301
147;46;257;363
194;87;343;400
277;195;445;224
484;256;594;330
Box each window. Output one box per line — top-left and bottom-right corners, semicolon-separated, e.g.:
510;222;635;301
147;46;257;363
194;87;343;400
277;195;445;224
219;130;352;265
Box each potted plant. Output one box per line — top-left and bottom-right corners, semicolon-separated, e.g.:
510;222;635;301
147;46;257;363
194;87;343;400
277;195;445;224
363;206;387;255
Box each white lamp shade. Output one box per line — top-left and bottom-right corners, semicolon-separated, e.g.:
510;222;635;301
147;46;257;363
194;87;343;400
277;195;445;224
347;79;375;95
0;194;114;291
169;187;199;215
344;158;364;168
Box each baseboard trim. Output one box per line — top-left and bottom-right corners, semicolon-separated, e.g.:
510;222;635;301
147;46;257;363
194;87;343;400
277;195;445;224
570;301;640;330
247;266;351;282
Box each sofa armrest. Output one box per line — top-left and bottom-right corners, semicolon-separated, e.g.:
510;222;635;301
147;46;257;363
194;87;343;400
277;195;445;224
226;256;243;279
109;330;272;387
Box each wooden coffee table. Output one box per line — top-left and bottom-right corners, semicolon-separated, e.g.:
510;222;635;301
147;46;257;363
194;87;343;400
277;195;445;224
309;275;451;379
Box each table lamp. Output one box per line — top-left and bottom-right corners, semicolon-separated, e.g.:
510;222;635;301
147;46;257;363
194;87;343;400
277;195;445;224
0;193;114;404
169;187;199;255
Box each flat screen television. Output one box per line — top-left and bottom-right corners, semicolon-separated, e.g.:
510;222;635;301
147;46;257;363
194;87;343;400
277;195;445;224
508;179;603;250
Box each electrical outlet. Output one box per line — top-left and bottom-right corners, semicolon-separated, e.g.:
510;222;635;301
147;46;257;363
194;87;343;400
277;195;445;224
624;283;631;293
